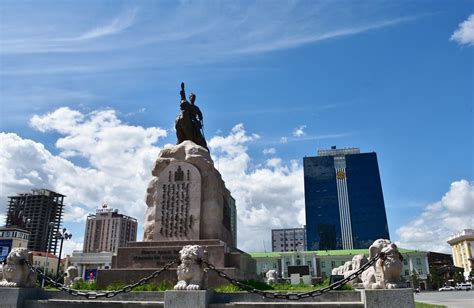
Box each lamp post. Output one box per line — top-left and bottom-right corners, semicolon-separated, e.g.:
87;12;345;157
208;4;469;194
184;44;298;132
42;222;55;288
55;228;72;280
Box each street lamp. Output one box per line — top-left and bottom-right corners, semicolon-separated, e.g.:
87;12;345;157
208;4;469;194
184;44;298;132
55;228;72;279
41;222;55;288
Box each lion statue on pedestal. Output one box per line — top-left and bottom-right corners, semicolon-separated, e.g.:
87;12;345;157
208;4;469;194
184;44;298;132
344;254;368;287
174;245;207;290
64;266;82;287
265;269;278;284
361;239;403;289
0;248;37;287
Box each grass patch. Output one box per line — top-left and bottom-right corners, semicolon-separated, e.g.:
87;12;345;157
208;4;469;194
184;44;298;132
213;278;353;293
72;280;99;291
71;280;174;291
415;302;447;308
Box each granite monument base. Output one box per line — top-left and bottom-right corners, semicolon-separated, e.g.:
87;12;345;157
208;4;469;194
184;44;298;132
97;239;256;289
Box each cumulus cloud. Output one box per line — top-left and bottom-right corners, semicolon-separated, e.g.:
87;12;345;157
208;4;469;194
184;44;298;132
2;108;305;252
396;180;474;253
450;14;474;45
209;124;304;252
293;125;306;137
1;107;167;228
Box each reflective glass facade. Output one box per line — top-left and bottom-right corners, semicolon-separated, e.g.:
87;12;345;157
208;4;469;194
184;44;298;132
304;149;390;250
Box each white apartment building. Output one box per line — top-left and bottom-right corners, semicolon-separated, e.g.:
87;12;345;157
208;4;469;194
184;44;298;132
83;204;137;253
272;227;307;252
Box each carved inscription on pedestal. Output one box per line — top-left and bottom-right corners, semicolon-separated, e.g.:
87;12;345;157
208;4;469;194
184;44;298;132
154;162;201;240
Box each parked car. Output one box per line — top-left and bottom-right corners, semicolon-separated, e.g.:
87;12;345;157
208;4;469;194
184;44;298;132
438;286;455;291
455;283;472;291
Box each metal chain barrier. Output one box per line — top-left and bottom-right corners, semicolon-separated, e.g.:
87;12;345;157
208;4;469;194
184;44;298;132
25;258;179;299
202;253;383;301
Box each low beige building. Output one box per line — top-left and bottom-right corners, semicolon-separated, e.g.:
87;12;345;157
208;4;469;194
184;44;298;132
0;226;30;262
447;229;474;281
32;251;60;276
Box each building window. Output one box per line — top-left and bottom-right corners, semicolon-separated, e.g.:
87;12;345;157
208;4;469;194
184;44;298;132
403;259;408;265
416;258;421;265
405;270;409;276
321;261;325;268
331;261;335;268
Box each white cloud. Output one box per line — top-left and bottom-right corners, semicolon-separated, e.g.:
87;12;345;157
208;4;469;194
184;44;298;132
62;236;84;257
293;125;306;137
280;137;288;144
2;108;305;253
262;147;276;155
75;8;137;41
396;180;474;253
209;124;305;252
450;14;474;46
1;107;167;231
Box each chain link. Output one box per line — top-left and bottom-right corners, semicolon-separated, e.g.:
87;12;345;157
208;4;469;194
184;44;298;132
25;258;178;299
202;253;382;301
25;251;382;301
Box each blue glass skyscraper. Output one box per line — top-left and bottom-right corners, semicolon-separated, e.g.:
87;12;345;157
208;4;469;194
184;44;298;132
304;147;390;250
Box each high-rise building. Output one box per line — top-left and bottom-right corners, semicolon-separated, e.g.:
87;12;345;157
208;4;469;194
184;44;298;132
304;147;390;250
447;229;474;281
83;204;137;253
272;227;307;252
5;189;65;254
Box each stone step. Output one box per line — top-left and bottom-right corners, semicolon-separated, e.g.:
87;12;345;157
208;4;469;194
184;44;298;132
25;299;164;308
210;302;364;308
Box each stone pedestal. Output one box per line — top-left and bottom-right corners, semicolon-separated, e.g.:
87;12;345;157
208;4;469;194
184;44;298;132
165;290;213;308
97;141;255;289
97;239;256;289
360;289;415;308
0;287;43;308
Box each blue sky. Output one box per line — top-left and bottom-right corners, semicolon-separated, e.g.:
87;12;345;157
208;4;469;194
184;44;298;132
0;0;473;256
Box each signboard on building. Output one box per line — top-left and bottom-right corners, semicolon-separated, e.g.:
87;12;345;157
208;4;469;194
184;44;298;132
85;269;97;281
0;239;13;262
288;265;310;276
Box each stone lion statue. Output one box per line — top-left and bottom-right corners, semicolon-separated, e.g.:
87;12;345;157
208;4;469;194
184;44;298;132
361;239;403;289
0;248;37;287
64;266;82;287
265;269;278;284
174;245;207;290
344;254;368;287
332;260;352;275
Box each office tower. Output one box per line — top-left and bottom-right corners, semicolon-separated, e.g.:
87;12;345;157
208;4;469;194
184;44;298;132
6;189;65;254
83;204;137;253
304;147;390;250
272;227;307;252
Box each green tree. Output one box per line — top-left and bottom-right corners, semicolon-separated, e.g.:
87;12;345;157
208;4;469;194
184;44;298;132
429;268;442;290
453;271;464;284
410;270;420;288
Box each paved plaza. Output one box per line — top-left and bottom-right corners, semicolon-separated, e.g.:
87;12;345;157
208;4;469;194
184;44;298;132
415;290;474;308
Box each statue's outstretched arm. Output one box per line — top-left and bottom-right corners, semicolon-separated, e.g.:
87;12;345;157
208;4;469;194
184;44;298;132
180;82;186;101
